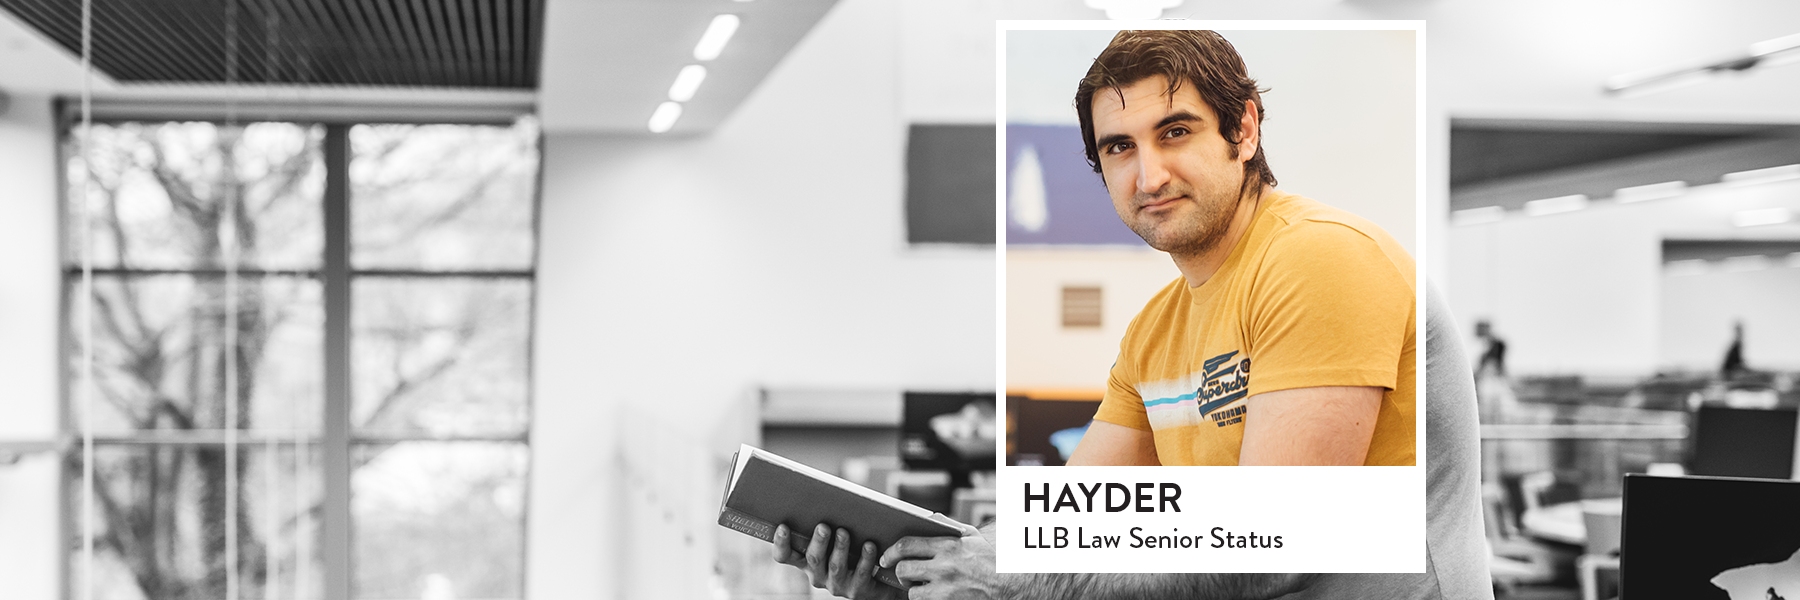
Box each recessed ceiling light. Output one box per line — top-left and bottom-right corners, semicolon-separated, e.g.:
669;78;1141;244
1613;180;1687;203
1665;259;1709;277
648;101;682;133
669;65;707;102
1084;0;1183;20
1732;207;1791;228
1450;206;1505;226
694;15;740;61
1523;194;1588;217
1723;255;1771;273
1723;164;1800;187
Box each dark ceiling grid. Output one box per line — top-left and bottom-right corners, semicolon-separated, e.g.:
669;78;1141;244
446;0;472;85
471;0;493;87
364;0;414;85
491;0;508;91
438;0;469;86
271;0;331;85
415;0;456;85
0;0;541;88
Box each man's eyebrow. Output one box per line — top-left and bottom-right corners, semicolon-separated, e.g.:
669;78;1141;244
1094;111;1208;151
1157;111;1206;130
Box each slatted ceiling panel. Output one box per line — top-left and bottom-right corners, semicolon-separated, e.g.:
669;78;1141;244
0;0;542;88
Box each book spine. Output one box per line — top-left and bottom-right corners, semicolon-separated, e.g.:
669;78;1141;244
721;508;908;591
718;507;776;542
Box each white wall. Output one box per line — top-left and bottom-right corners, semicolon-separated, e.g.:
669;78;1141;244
1005;250;1178;392
0;92;65;600
527;0;997;598
1447;177;1800;377
1661;264;1800;373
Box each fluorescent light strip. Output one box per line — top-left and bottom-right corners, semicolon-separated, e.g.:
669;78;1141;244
1523;194;1588;217
1723;164;1800;186
1665;259;1709;277
669;65;707;102
1732;207;1792;228
1450;206;1505;226
694;14;740;61
1613;180;1687;203
648;101;683;133
1750;32;1800;57
1723;255;1771;273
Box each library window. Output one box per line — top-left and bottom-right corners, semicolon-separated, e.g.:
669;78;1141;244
62;115;539;600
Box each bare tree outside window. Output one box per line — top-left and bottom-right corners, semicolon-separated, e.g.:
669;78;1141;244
64;117;538;600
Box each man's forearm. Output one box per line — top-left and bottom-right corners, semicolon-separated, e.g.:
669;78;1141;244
1002;572;1317;600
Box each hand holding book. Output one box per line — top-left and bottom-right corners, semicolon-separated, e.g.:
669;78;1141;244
773;522;907;600
717;444;977;594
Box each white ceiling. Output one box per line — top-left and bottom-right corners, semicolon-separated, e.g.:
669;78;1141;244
3;0;1800;132
536;0;839;135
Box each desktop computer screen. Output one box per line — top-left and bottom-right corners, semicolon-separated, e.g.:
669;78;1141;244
1005;396;1101;466
900;392;997;473
1690;405;1799;480
1622;474;1800;600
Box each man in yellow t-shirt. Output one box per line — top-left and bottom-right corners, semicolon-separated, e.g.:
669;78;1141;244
1065;31;1416;468
1088;188;1417;466
772;30;1480;600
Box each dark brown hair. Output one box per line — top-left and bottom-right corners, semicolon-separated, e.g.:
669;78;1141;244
1074;30;1276;197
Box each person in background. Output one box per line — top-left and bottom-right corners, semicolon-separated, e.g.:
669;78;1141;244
1473;320;1517;424
1722;319;1748;382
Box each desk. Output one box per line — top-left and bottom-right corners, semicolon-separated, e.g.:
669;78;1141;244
1521;500;1585;545
1577;554;1620;600
1522;497;1623;600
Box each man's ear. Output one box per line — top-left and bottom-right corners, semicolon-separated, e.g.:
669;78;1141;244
1237;99;1259;164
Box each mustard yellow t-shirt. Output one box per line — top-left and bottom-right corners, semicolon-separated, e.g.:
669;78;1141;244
1092;190;1416;466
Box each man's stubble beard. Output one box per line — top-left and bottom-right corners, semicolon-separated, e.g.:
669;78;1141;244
1127;182;1241;257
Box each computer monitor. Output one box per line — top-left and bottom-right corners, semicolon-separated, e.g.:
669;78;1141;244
1621;474;1800;599
1690;405;1800;480
900;392;997;474
1006;396;1102;466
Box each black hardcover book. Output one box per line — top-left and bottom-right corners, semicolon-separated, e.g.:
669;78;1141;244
718;444;968;589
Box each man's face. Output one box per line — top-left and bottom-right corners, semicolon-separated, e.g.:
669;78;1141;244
1090;75;1256;256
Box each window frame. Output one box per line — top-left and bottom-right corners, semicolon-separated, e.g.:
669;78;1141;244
54;102;542;600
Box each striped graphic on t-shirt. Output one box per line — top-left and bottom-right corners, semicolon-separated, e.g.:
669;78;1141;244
1137;350;1251;430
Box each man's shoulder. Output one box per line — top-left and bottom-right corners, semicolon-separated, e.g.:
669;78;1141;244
1132;275;1191;320
1262;192;1395;248
1257;191;1414;278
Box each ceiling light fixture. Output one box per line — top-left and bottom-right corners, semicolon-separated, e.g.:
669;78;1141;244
648;101;683;133
1605;31;1800;97
1084;0;1183;20
1732;207;1792;228
1613;180;1687;203
1450;206;1505;226
669;65;707;102
694;15;740;61
1722;164;1800;187
1665;259;1709;277
1723;255;1772;273
1523;194;1588;217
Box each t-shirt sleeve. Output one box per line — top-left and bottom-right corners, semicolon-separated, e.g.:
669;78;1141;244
1093;353;1152;431
1244;222;1414;398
